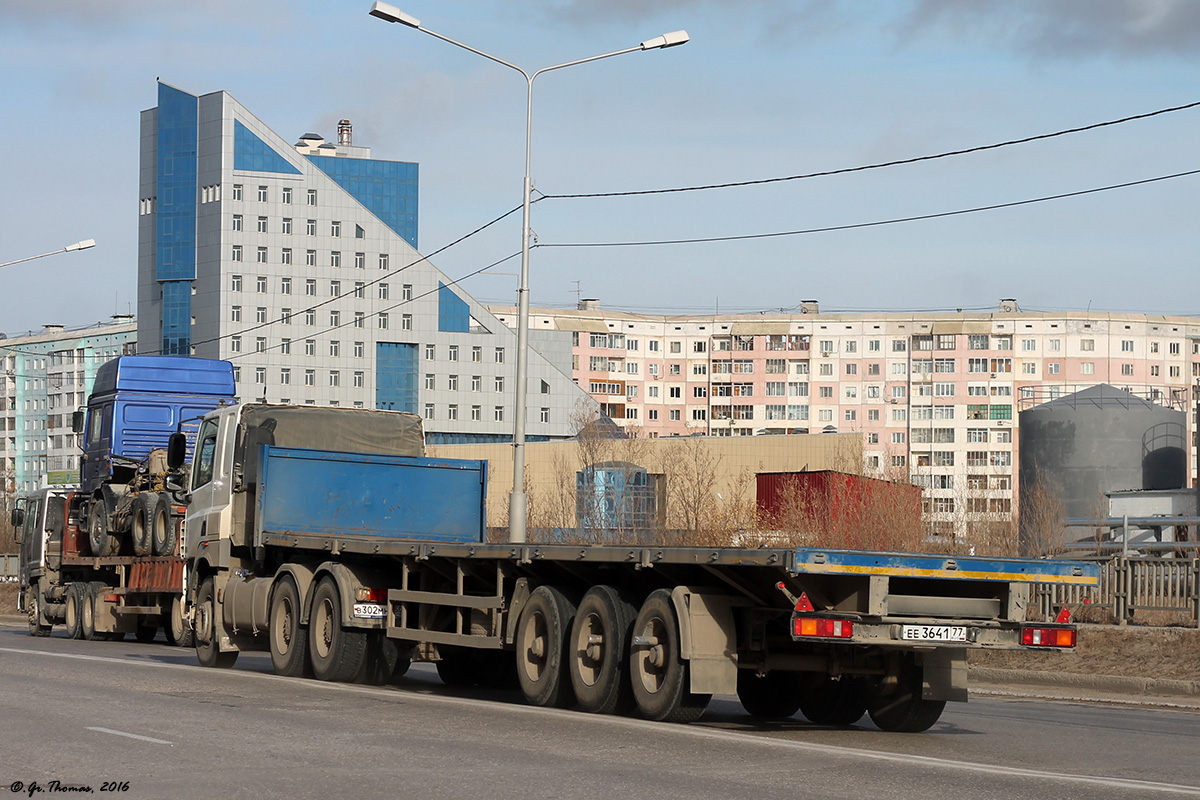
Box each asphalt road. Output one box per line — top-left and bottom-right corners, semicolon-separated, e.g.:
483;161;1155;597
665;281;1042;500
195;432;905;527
1;623;1197;800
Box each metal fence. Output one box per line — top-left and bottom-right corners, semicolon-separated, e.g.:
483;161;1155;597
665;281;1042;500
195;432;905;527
1035;556;1200;628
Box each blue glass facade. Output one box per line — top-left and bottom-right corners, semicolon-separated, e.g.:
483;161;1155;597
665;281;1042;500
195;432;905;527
234;120;302;174
155;83;198;355
438;282;470;333
308;155;418;249
375;342;418;413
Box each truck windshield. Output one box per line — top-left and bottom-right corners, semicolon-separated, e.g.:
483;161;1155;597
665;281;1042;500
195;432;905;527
193;420;218;489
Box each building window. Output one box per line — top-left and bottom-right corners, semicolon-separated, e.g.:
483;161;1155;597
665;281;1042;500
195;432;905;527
305;309;316;326
230;335;241;352
330;251;341;268
305;339;316;356
232;184;243;201
353;371;364;388
231;274;243;292
402;314;412;331
280;338;291;354
306;219;317;236
231;306;242;322
1122;364;1134;376
330;371;340;387
280;368;291;385
379;283;389;300
494;406;504;422
307;189;317;206
379;254;389;270
495;348;505;364
448;374;459;391
257;216;268;233
425;344;435;360
304;369;316;386
1121;340;1134;352
378;313;389;330
330;280;341;297
354;342;364;358
471;405;481;421
255;337;266;353
494;376;505;393
255;307;267;323
232;245;243;262
232;214;243;231
329;340;340;357
256;185;268;202
256;247;267;264
354;252;365;269
305;250;316;267
540;407;550;424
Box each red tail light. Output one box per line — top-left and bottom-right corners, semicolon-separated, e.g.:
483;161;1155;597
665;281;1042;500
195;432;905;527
355;587;387;603
793;616;854;639
1021;626;1076;648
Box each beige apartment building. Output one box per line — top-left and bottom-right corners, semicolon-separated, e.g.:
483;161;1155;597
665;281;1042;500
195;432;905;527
489;300;1199;537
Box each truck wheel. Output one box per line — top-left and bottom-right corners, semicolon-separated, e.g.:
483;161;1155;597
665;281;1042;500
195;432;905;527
269;577;311;678
308;576;367;682
515;585;577;708
81;582;99;641
195;577;238;669
799;675;867;726
867;663;946;733
630;590;710;723
88;502;118;558
166;595;194;648
569;585;637;715
150;494;176;557
130;493;154;557
27;583;53;637
65;583;84;639
135;620;158;643
737;670;805;720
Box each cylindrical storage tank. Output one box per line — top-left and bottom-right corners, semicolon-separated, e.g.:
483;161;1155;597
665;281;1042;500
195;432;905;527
1019;384;1187;549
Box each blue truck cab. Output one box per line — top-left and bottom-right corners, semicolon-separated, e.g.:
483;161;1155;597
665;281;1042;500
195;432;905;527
76;356;236;558
80;356;237;494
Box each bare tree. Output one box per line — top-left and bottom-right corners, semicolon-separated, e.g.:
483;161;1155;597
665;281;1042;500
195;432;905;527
1018;464;1066;557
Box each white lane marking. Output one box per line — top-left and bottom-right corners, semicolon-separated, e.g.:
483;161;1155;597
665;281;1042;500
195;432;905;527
5;645;1199;795
87;727;173;745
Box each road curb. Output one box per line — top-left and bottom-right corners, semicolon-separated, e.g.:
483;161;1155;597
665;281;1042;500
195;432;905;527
970;666;1200;698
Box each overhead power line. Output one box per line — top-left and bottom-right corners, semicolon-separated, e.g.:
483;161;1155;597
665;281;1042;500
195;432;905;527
535;168;1200;249
541;100;1200;200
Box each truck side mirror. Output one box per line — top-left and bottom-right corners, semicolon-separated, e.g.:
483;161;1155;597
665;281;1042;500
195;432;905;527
72;408;85;434
11;507;24;529
167;432;187;470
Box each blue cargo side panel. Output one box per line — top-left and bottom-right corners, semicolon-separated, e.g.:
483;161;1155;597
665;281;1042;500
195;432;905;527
257;446;486;544
791;548;1100;585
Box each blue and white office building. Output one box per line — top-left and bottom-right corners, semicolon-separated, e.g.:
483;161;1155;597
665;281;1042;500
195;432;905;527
138;82;595;442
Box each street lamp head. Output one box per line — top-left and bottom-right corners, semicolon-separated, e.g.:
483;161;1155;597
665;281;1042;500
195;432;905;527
65;239;96;252
640;30;689;50
369;1;420;28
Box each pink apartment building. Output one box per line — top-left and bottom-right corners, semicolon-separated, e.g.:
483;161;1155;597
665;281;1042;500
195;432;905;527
491;300;1199;538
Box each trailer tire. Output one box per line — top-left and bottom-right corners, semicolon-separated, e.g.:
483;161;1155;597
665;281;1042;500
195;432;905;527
130;493;155;557
867;665;946;733
88;501;118;558
630;590;710;723
65;583;84;639
27;583;53;637
269;577;311;678
81;582;100;641
515;586;577;708
166;595;194;648
799;676;867;726
135;620;158;643
435;647;479;687
308;576;367;682
195;577;238;669
150;494;176;557
570;585;637;715
737;670;805;720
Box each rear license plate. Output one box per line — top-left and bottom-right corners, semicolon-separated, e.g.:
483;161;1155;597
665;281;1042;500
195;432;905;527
900;625;967;642
353;602;386;619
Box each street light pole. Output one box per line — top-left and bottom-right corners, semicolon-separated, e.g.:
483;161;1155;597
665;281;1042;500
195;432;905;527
370;3;688;543
0;239;96;270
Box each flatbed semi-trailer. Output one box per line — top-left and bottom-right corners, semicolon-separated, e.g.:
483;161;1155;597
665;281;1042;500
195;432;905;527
178;402;1099;732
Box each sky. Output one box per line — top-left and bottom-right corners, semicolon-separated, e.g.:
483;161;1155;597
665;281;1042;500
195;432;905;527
1;0;1199;336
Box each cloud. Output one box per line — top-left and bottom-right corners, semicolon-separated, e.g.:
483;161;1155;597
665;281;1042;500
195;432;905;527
897;0;1200;59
